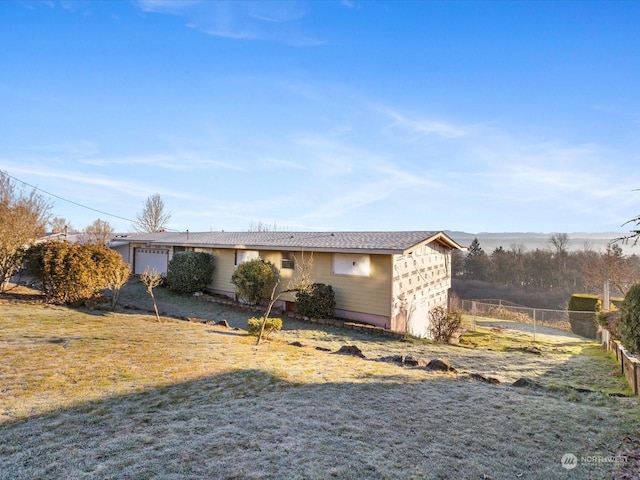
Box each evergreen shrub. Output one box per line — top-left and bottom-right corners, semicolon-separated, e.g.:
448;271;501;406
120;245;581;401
247;317;282;339
167;251;214;294
231;258;279;305
619;284;640;354
295;283;336;319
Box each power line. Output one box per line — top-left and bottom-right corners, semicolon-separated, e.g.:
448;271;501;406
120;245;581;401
5;172;137;223
4;171;179;231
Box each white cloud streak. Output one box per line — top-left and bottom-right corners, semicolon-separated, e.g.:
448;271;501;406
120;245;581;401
377;106;467;139
78;152;244;172
134;0;325;46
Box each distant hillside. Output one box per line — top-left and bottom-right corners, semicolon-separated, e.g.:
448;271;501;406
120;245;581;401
446;231;640;254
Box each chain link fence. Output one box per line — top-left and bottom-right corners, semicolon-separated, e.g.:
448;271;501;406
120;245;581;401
451;298;599;341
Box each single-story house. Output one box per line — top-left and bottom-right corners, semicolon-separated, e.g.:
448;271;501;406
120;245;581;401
113;231;463;338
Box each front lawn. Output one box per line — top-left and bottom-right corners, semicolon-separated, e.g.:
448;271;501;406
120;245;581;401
0;283;638;479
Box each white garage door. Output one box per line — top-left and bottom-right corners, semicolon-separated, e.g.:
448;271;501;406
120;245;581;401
134;248;169;275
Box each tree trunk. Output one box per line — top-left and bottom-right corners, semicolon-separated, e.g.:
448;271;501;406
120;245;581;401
149;290;160;322
256;283;280;345
256;299;275;345
111;287;121;311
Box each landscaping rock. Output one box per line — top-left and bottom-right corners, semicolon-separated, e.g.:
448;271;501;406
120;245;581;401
379;355;428;366
403;355;427;367
186;317;209;324
425;358;456;373
334;345;365;358
512;377;542;389
216;319;230;328
289;341;305;347
508;346;542;355
315;346;332;352
470;373;500;385
379;355;404;364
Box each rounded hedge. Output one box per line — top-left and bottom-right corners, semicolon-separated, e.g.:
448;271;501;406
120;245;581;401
295;283;336;319
231;258;279;305
167;251;214;295
247;317;282;339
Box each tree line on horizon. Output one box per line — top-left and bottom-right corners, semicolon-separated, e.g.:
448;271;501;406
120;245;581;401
452;233;640;308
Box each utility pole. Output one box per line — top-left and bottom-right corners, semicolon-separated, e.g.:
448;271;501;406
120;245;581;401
603;279;610;310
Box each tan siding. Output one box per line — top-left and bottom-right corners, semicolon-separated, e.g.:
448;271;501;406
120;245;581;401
204;248;236;294
190;248;392;318
309;252;392;318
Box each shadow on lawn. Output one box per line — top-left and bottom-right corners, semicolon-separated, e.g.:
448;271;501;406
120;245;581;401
0;368;633;480
114;280;258;329
204;329;247;337
536;345;635;397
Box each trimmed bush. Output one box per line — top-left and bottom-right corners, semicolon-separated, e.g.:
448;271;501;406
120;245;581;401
295;283;336;319
27;241;130;305
568;294;602;312
567;293;601;339
247;317;282;339
231;258;279;305
167;251;214;294
619;284;640;354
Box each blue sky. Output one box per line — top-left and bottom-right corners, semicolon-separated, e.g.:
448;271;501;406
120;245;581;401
1;0;640;235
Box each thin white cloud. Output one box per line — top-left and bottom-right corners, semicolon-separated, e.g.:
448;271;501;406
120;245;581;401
302;181;395;220
377;106;467;139
456;134;640;231
480;141;610;195
340;1;357;8
134;0;325;46
293;136;356;176
0;162;152;199
79;152;244;172
260;157;307;171
374;164;444;189
22;140;101;159
245;1;308;23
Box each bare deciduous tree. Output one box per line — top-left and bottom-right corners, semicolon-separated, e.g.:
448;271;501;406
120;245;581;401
0;171;52;292
247;220;285;232
50;216;74;235
549;233;570;256
134;193;171;233
83;218;115;244
105;263;130;310
256;252;313;345
582;244;636;298
617;210;640;246
140;267;163;321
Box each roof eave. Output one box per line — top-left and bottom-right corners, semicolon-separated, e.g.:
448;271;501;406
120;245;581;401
401;231;464;255
177;242;403;255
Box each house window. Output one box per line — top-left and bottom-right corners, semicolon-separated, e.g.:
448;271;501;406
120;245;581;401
235;249;260;266
333;253;370;277
281;252;295;270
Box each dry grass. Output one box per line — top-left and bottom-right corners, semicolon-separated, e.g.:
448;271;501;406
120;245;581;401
0;282;639;479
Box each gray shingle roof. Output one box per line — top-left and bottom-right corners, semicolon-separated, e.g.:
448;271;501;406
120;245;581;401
115;231;462;254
